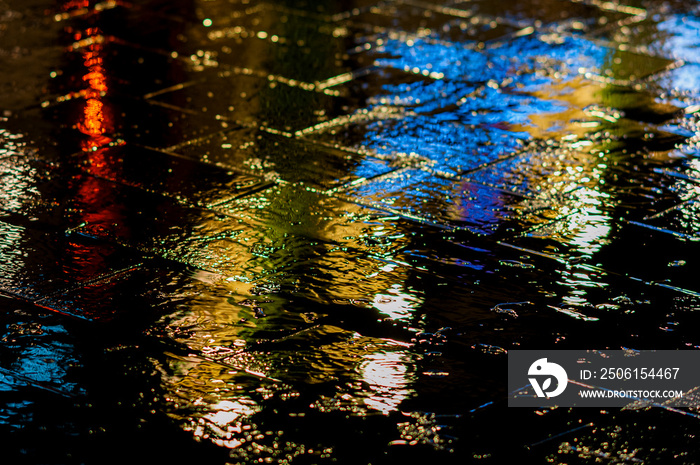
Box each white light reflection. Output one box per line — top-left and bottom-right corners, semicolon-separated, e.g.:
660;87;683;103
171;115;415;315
373;283;424;322
563;187;612;257
360;280;423;414
186;397;261;449
520;182;613;306
0;129;34;213
204;399;258;428
359;350;415;415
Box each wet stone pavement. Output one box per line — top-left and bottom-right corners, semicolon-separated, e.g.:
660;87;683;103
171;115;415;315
2;0;700;463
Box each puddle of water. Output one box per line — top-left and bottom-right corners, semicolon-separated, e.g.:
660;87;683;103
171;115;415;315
4;0;700;463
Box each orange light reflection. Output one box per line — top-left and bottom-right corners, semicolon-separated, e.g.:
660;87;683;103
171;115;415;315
68;18;113;151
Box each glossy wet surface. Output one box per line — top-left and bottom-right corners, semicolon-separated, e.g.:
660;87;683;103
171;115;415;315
2;0;700;463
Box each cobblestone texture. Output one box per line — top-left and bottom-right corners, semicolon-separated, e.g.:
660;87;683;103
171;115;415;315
2;0;700;463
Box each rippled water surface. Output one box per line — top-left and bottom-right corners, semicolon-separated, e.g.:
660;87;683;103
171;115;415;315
3;0;700;463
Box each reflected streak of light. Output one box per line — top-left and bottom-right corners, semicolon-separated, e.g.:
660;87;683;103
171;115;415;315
548;187;612;305
569;217;612;256
203;399;259;431
373;283;424;322
0;131;33;212
78;98;106;136
674;160;700;233
359;351;414;415
161;351;268;450
62;0;90;10
557;187;612;256
69;22;113;151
